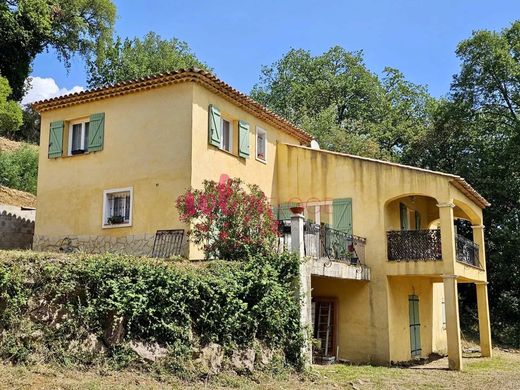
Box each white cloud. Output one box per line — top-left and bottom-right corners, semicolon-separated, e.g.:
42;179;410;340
21;77;84;105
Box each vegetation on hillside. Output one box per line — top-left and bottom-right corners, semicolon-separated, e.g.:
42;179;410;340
0;250;304;376
0;145;38;194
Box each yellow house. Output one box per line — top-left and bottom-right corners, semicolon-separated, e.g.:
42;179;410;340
32;69;491;370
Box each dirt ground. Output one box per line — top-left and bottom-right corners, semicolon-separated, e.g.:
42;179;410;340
0;186;36;208
0;348;518;390
0;137;37;153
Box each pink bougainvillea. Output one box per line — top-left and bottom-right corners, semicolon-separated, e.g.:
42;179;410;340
176;178;279;260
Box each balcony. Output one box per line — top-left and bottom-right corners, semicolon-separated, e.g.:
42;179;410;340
386;229;481;268
455;234;480;267
278;221;370;280
387;229;442;261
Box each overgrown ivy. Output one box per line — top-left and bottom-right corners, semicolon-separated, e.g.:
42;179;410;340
0;251;304;373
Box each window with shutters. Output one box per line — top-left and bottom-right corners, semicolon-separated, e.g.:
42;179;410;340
256;127;267;162
102;187;133;228
220;118;233;153
68;119;90;155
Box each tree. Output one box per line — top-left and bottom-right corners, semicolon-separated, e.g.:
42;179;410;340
4;104;40;143
87;32;210;88
0;0;116;101
176;178;278;260
251;47;434;160
0;76;22;134
405;21;520;346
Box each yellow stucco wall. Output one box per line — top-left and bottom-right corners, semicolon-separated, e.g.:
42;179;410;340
276;143;487;363
35;83;195;243
312;277;373;363
188;84;302;258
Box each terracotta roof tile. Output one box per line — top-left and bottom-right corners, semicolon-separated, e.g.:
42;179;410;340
32;68;313;144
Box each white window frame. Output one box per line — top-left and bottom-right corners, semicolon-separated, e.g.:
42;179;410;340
220;118;233;153
102;187;133;228
256;126;267;163
68;118;90;156
305;200;333;225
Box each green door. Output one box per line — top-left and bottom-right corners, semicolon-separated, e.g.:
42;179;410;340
409;295;421;358
400;203;409;230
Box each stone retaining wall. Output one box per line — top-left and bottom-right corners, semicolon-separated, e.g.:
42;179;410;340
33;233;189;257
0;210;35;249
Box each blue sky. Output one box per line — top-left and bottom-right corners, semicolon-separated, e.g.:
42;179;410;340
28;0;520;102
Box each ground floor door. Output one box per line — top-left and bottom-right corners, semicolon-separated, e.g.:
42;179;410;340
312;299;336;357
409;294;422;358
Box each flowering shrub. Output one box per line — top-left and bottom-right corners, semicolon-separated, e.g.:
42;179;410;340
176;178;279;260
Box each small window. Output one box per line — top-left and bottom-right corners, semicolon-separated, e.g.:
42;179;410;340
256;127;267;162
103;187;133;228
221;119;233;153
68;120;89;155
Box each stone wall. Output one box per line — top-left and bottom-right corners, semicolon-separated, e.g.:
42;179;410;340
0;210;35;249
33;233;188;258
33;234;157;256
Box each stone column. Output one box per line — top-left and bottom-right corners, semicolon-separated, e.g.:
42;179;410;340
476;282;493;357
291;212;313;365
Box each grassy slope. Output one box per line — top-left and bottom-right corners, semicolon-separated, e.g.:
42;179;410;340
1;348;519;390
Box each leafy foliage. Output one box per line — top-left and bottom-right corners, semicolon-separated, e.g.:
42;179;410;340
0;145;38;194
177;178;278;260
0;76;22;134
0;0;116;101
404;20;520;346
251;47;435;160
87;32;210;88
0;251;304;371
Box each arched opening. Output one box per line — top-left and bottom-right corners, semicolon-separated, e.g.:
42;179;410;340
385;195;442;262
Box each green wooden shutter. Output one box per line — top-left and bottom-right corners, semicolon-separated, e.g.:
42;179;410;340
278;202;297;220
400;203;409;230
415;211;421;230
238;120;250;158
332;198;353;235
208;105;221;147
409;295;421;357
88;113;105;152
48;121;64;158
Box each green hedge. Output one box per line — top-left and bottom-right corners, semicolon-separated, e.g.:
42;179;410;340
0;145;38;194
0;251;304;372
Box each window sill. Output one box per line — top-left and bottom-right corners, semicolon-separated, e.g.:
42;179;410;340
219;147;237;157
255;156;267;164
102;222;132;229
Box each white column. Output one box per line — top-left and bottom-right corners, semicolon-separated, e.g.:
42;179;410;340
291;212;312;365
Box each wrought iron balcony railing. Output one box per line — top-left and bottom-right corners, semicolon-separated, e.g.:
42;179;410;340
387;229;481;267
455;234;480;267
278;220;366;266
387;229;442;261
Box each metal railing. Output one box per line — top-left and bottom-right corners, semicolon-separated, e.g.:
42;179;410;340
387;229;442;261
278;220;366;265
152;229;184;258
456;234;480;267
